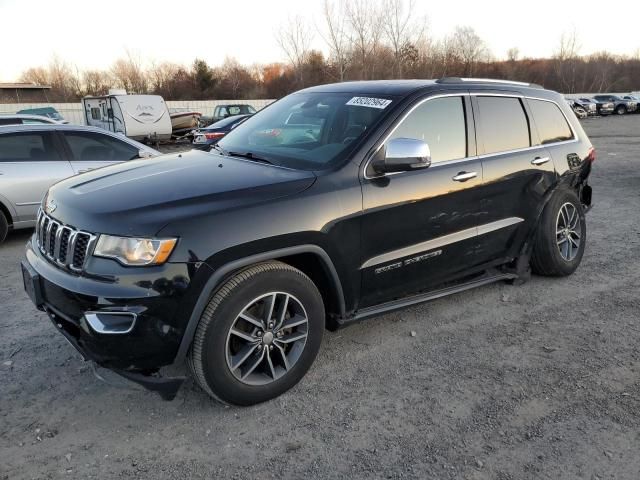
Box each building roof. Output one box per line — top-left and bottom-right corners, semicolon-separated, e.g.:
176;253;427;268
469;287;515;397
0;83;52;90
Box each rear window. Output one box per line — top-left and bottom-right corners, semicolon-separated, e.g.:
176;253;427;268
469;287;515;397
476;96;530;154
528;99;574;145
0;132;62;162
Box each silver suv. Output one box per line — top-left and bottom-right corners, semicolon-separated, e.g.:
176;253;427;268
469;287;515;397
0;125;159;243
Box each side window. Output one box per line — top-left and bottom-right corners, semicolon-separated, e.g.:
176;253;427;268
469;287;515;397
528;99;574;145
476;96;530;154
0;132;62;162
218;107;228;117
91;107;101;120
64;132;139;161
387;96;467;163
22;119;51;125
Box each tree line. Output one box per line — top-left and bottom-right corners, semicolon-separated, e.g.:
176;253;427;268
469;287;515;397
17;0;640;103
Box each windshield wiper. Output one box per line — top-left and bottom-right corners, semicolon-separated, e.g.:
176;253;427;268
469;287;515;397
211;143;227;155
227;151;273;165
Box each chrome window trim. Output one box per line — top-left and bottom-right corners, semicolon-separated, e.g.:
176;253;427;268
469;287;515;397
360;217;524;269
363;92;578;180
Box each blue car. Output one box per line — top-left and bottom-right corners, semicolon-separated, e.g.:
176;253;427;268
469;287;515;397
192;114;252;150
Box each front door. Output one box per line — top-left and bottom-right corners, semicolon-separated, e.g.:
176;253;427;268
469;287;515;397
359;94;485;308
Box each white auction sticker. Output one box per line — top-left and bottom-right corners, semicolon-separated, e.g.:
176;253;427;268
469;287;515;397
346;97;392;109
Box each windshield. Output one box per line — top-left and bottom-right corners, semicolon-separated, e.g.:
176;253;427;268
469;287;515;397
217;92;394;170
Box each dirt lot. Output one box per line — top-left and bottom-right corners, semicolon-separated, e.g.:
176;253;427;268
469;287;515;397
1;115;639;479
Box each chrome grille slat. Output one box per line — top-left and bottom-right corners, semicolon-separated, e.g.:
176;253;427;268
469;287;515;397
35;209;95;273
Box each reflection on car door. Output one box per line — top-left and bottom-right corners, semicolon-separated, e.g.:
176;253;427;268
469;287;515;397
359;94;485;307
0;131;74;225
62;131;140;174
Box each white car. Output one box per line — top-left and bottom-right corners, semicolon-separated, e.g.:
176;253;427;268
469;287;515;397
0;124;160;243
0;114;65;126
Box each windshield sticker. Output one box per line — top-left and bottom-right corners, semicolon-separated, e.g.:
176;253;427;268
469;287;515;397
346;97;392;109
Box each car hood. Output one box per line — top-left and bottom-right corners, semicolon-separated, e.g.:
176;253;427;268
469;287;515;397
47;150;316;236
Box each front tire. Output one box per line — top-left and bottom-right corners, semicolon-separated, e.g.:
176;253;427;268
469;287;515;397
616;105;627;115
531;189;586;276
188;261;325;406
0;211;8;244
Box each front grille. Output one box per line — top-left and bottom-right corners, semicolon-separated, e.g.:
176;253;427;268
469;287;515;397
35;209;96;272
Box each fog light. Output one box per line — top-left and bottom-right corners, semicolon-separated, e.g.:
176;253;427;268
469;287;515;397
84;312;137;334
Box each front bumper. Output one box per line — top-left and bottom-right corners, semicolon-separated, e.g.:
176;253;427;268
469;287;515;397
22;238;209;399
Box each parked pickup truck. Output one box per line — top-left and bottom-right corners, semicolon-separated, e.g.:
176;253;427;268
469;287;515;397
593;94;637;115
22;78;595;406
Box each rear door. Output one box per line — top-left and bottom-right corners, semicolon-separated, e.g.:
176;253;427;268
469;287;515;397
359;94;485;307
472;93;557;264
0;130;74;223
61;131;141;174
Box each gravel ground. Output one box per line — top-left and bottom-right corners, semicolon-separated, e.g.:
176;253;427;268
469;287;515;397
1;115;639;480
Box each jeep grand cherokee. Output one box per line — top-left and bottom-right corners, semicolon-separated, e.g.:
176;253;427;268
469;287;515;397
22;78;594;406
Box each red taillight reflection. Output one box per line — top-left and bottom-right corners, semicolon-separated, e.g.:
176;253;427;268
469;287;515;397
586;147;596;163
205;132;226;140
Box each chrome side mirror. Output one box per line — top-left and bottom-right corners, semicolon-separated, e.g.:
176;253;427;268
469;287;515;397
375;137;432;174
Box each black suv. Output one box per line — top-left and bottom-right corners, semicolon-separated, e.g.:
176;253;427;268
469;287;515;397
22;79;594;405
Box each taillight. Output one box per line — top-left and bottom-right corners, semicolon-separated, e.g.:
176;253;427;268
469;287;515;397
205;132;225;140
586;147;596;163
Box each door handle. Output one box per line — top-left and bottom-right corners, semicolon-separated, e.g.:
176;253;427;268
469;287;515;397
531;156;550;166
452;171;477;182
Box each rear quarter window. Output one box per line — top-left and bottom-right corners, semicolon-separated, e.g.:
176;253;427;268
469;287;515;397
476;96;530;154
528;99;574;145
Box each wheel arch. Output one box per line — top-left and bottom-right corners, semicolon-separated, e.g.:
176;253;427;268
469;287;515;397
0;198;14;227
173;244;346;363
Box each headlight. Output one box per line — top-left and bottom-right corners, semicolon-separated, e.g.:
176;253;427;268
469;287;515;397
94;235;177;266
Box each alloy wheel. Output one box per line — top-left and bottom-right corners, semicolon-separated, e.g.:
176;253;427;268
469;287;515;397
556;202;581;261
225;292;309;386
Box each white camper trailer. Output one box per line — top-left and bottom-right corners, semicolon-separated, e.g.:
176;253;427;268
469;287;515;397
82;90;172;142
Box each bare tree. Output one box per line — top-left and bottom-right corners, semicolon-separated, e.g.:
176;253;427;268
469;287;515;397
147;61;180;97
276;16;313;86
507;47;520;62
554;29;581;93
449;26;490;76
111;50;148;93
83;70;112;96
382;0;424;78
345;0;385;79
319;0;351;82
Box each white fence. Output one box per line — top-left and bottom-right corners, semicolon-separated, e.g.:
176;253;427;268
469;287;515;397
0;99;275;125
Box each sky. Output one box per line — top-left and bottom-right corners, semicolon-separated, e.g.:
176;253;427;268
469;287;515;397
0;0;638;81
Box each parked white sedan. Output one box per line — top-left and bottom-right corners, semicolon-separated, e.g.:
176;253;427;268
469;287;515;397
0;124;160;243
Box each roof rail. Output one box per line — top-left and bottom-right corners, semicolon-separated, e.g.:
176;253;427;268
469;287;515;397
436;77;543;89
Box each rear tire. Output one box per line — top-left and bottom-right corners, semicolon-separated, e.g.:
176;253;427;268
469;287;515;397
616;105;626;115
188;261;324;406
0;211;8;244
531;189;586;277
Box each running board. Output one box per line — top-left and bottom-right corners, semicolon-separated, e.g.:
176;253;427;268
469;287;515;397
344;272;517;325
